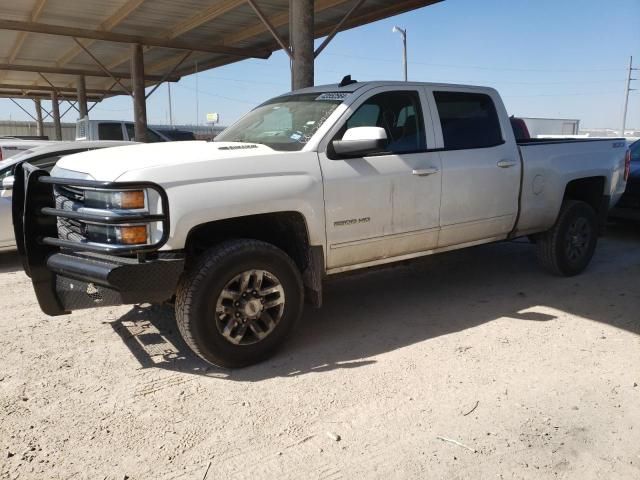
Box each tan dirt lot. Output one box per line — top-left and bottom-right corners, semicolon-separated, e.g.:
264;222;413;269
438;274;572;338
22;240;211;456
1;223;639;480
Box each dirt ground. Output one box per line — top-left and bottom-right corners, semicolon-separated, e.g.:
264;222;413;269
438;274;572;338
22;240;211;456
1;223;639;480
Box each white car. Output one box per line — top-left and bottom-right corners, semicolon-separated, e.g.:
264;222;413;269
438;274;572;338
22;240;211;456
0;139;53;161
1;140;135;250
13;80;629;367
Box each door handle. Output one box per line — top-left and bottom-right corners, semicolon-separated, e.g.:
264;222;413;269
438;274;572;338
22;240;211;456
497;160;517;168
412;167;439;176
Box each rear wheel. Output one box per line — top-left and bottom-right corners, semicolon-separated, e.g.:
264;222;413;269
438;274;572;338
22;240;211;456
176;239;304;368
535;200;598;276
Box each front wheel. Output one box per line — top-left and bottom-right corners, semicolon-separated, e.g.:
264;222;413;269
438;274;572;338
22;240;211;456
175;239;304;368
535;200;598;276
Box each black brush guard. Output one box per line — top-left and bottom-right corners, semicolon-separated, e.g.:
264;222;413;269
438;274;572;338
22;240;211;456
12;162;184;316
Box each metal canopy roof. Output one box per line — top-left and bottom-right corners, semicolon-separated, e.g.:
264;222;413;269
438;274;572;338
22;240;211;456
0;0;442;102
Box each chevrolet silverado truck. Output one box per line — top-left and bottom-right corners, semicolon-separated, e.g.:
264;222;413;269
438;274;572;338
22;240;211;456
12;80;630;368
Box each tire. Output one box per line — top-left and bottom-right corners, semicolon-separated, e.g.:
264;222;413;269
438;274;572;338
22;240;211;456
175;239;304;368
535;200;598;276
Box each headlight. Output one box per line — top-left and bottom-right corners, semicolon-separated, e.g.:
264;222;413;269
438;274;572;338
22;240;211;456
84;189;146;210
85;224;149;245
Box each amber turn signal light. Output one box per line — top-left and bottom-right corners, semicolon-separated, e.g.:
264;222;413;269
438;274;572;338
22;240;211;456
119;226;148;245
119;190;146;209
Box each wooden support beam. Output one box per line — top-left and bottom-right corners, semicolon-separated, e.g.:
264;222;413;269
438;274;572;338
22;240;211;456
34;99;44;136
0;91;103;101
73;38;132;95
145;51;192;100
314;0;367;58
0;19;271;59
0;82;122;95
223;0;351;46
9;98;38;122
51;90;62;140
143;0;349;78
291;0;315;89
59;101;78;120
77;75;88;118
0;63;178;82
247;0;293;60
131;44;148;143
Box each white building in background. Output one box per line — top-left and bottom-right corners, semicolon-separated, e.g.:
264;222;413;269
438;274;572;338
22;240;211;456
519;117;581;137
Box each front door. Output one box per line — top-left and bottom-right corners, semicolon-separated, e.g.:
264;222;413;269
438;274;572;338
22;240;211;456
319;88;442;270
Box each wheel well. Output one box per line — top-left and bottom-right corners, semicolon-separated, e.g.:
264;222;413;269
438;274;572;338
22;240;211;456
563;176;608;231
564;177;605;213
185;212;324;306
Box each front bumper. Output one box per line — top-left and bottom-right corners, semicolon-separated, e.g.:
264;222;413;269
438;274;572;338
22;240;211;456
12;162;184;316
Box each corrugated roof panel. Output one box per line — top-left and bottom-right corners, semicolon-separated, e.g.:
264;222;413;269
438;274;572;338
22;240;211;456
0;0;443;101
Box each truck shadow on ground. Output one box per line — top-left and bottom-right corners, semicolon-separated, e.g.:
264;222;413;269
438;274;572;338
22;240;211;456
108;220;637;381
0;250;23;274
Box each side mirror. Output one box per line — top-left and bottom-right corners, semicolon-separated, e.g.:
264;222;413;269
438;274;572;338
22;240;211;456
1;176;14;191
332;127;387;158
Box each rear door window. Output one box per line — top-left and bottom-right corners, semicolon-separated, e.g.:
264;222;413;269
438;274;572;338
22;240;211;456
98;122;124;140
433;92;503;150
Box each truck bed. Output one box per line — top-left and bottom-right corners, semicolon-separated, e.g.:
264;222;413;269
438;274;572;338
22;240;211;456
514;137;628;236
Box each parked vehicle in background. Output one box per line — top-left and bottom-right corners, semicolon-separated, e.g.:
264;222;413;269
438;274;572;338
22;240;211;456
0;139;52;161
13;80;629;367
610;139;640;220
519;117;581;137
1;135;49;140
155;128;197;141
75;119;171;142
0;140;135;250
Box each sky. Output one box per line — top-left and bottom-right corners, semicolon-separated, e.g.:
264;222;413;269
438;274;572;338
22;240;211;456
2;0;639;129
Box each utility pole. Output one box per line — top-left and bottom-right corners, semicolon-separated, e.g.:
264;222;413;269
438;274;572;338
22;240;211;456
621;56;637;136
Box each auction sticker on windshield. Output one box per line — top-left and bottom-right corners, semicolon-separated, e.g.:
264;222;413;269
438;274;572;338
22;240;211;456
316;92;350;101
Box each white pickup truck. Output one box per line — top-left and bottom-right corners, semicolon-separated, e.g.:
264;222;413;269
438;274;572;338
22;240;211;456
75;119;171;142
13;80;630;368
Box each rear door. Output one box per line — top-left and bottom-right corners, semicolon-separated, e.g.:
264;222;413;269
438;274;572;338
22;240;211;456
427;89;520;247
319;86;442;270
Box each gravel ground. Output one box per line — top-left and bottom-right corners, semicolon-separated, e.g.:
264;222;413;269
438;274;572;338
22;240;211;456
1;223;639;480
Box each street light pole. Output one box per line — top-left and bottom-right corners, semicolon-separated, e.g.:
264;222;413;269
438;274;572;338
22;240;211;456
392;26;407;81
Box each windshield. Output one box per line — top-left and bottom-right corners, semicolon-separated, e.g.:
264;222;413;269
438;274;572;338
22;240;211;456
215;93;346;151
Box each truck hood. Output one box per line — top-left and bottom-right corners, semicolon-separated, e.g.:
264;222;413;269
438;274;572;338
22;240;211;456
54;141;283;182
